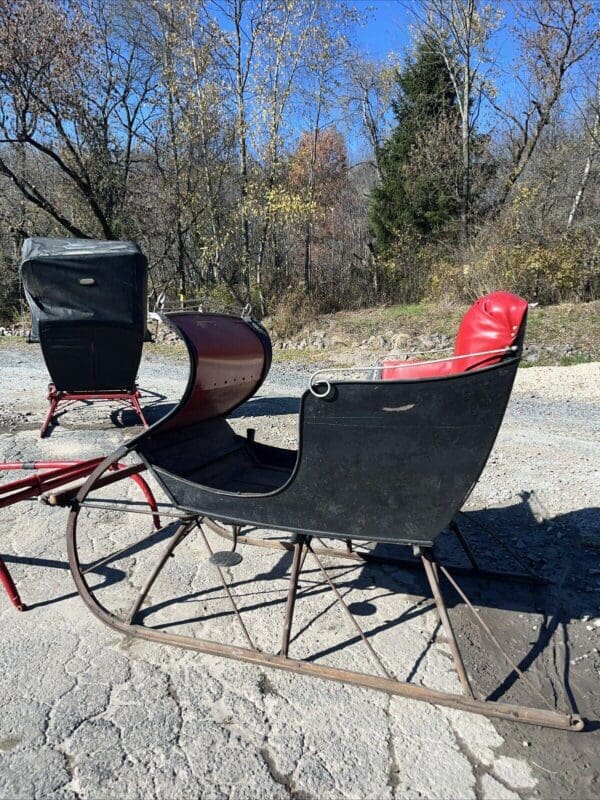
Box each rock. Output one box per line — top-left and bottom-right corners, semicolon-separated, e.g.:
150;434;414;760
481;775;519;800
524;344;540;363
366;335;387;348
418;334;437;349
492;756;537;789
392;333;410;350
414;332;452;351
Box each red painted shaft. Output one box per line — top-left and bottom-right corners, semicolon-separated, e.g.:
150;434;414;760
1;459;160;610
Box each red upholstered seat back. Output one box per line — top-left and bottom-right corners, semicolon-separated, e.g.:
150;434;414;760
381;291;527;380
451;291;528;370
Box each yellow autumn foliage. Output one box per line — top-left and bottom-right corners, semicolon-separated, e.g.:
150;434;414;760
263;186;316;222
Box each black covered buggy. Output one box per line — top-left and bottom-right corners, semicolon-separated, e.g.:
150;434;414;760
21;237;149;435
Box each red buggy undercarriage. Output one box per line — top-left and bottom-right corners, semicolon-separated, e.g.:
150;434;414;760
40;385;149;438
0;459;159;610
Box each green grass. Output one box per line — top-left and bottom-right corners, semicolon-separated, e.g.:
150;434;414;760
520;353;594;368
379;302;429;320
325;302;462;341
557;354;594;367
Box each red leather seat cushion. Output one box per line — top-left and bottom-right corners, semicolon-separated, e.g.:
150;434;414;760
381;358;454;380
381;291;528;380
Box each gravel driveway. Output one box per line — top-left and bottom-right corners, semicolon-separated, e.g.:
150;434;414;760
0;343;598;800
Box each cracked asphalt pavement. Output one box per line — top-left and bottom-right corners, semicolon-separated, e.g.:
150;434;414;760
0;344;598;799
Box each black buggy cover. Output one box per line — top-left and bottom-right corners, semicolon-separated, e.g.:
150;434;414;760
21;238;148;393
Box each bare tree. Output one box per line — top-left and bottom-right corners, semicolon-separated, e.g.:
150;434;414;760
567;76;600;229
346;57;396;182
293;5;357;293
251;0;321;313
0;0;96;236
206;0;356;307
495;0;599;210
0;0;157;239
137;0;218;299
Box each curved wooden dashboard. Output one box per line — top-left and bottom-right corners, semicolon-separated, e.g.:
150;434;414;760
155;312;272;433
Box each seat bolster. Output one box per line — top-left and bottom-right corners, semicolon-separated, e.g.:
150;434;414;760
381;358;454;380
454;291;528;368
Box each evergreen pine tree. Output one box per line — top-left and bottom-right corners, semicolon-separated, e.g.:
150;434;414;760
370;37;462;254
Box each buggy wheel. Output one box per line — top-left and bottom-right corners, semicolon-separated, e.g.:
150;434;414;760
68;450;129;624
66;449;192;628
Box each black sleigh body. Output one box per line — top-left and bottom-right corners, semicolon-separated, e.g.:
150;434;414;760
135;316;520;547
21;237;149;435
21;237;147;394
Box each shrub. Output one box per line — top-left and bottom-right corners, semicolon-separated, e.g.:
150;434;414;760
267;286;318;339
399;229;600;306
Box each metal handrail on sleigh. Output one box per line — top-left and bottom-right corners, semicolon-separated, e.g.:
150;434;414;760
309;346;518;397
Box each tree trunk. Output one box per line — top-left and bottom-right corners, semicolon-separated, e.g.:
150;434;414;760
176;219;186;304
234;1;252;303
461;68;470;244
303;220;312;292
166;80;186;304
255;230;266;316
567;87;600;230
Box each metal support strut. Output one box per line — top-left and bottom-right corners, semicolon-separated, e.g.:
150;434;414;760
280;535;307;657
421;548;474;698
0;556;25;611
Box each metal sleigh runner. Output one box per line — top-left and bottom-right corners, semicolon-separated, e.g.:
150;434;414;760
60;292;585;732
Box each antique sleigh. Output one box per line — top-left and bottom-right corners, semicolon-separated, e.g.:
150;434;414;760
61;293;585;731
21;238;150;436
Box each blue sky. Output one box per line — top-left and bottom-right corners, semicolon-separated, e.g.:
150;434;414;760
352;1;519;67
354;0;412;59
